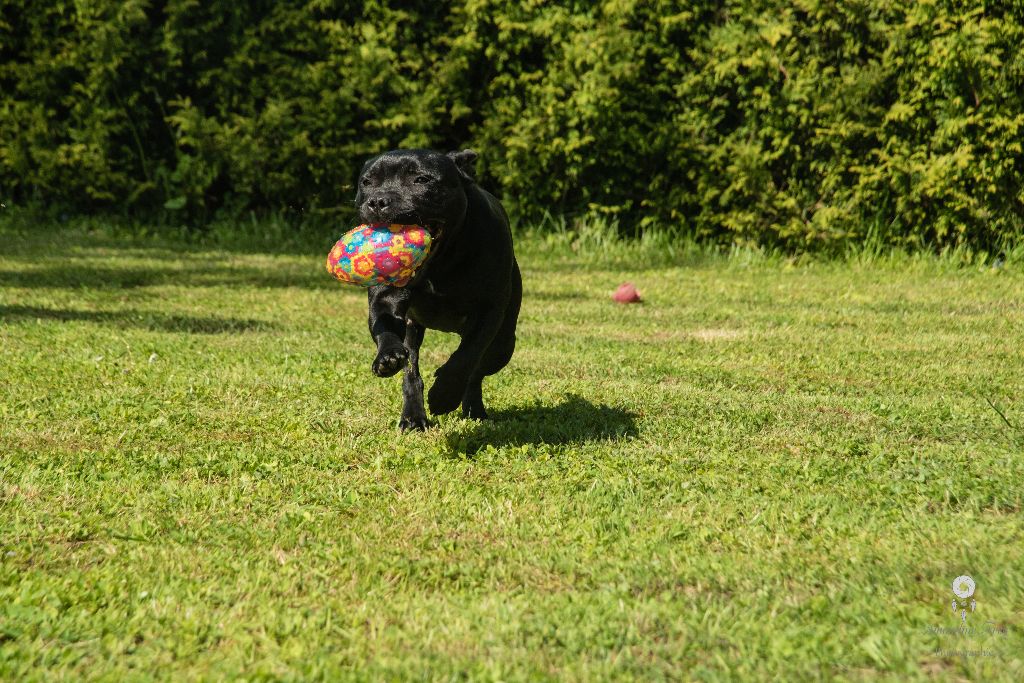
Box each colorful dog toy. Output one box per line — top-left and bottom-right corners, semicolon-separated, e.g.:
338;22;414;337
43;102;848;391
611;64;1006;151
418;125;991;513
326;223;433;287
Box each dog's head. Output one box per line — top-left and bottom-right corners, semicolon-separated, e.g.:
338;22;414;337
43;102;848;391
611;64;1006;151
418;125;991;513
355;149;477;239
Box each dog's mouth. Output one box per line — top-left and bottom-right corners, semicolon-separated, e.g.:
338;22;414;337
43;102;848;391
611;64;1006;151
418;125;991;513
358;196;449;239
368;211;443;240
400;216;444;240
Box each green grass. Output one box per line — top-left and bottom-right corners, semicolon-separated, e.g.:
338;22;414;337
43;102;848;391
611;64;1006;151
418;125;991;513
1;221;1022;681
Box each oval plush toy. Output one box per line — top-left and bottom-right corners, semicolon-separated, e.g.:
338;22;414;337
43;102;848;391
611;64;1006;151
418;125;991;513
326;223;433;287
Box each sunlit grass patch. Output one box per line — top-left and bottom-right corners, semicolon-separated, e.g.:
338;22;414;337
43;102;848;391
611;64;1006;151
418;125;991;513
2;223;1022;681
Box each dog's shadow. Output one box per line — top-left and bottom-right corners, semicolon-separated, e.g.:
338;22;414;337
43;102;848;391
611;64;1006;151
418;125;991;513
445;394;637;455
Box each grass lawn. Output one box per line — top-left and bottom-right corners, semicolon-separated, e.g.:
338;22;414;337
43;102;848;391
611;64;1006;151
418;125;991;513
1;222;1022;681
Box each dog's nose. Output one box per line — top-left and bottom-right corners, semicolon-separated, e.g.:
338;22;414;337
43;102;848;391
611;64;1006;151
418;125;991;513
367;196;391;213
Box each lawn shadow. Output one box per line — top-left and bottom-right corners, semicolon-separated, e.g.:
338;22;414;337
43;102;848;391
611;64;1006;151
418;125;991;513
0;304;273;334
529;290;592;302
0;262;338;290
445;394;637;454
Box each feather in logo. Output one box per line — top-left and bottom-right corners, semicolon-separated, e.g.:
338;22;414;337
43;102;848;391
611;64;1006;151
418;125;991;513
951;575;977;623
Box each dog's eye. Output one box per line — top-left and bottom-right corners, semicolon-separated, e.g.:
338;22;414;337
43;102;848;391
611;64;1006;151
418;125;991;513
413;175;432;184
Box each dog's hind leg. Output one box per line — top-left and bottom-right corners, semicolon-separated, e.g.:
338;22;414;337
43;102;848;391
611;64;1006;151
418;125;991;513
399;320;429;431
460;320;517;419
461;263;521;419
460;372;487;420
429;262;522;417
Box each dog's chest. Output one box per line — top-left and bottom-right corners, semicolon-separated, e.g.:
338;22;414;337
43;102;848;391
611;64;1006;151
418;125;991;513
407;283;469;333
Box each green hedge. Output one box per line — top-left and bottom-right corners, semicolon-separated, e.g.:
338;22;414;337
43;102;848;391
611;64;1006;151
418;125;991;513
2;1;1023;248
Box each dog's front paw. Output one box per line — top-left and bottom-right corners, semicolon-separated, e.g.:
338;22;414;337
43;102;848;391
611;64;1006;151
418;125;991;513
428;368;468;416
399;412;430;432
372;344;408;377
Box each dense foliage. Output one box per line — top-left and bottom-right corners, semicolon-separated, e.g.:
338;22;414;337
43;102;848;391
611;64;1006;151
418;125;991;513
2;1;1022;248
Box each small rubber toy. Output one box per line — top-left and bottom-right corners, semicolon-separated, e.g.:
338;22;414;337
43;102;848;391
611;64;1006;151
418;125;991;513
613;282;641;303
326;223;433;287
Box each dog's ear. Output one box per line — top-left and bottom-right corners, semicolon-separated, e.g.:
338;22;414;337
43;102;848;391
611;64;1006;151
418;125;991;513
447;149;478;182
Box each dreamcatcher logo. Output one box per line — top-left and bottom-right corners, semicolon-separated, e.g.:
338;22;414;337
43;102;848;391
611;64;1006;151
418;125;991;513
951;575;977;623
925;575;1008;659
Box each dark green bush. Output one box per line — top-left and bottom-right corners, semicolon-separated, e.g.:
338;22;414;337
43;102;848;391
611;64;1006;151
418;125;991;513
1;0;1022;249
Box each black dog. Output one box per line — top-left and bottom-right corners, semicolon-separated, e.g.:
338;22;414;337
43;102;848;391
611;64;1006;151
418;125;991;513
355;149;521;430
